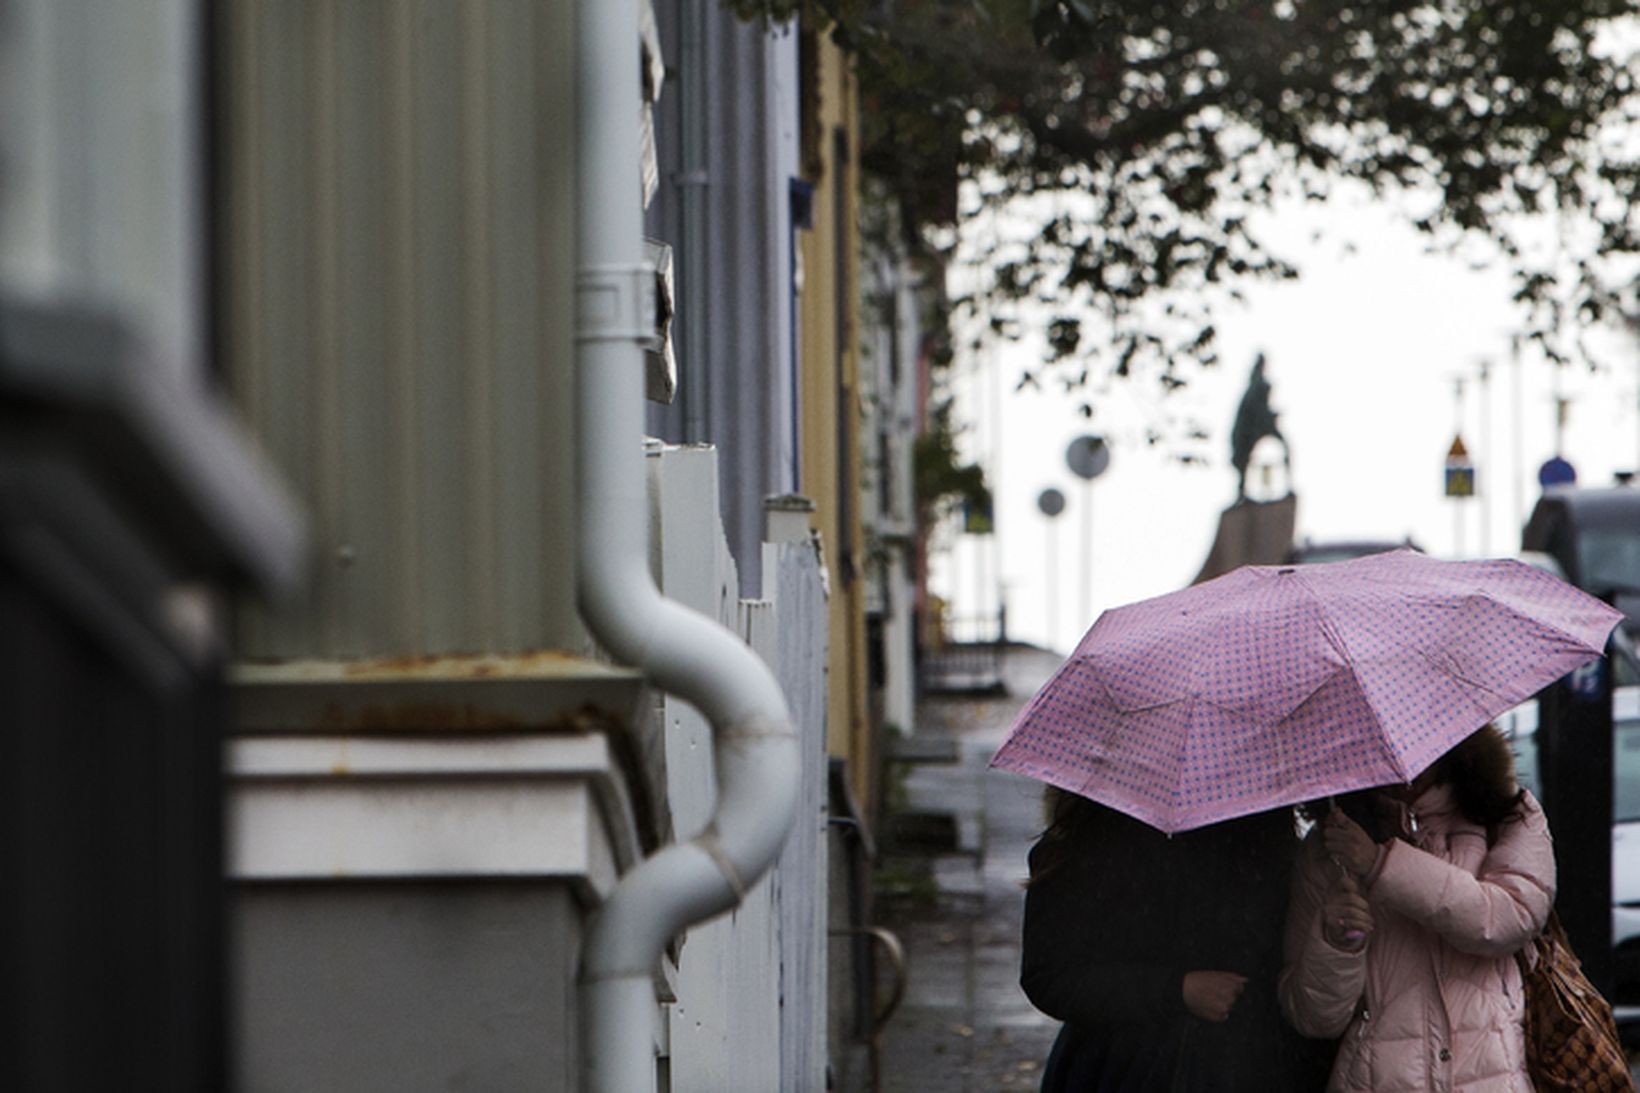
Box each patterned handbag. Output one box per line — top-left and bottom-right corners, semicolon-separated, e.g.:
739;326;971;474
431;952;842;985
1516;909;1634;1092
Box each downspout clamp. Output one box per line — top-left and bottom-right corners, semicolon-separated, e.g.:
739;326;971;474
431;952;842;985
574;1;801;1090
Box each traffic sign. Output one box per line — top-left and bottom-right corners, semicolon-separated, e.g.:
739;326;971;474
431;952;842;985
1445;465;1475;498
1538;456;1576;488
1066;435;1110;480
1444;433;1474;498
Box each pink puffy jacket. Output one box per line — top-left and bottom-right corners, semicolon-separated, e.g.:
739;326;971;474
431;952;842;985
1278;786;1555;1093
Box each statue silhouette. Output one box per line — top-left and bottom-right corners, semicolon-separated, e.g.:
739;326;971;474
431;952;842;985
1230;353;1290;502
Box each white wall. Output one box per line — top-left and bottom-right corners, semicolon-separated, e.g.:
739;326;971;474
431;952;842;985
650;442;830;1091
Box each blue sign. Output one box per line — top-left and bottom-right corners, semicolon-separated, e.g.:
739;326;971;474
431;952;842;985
1538;456;1576;488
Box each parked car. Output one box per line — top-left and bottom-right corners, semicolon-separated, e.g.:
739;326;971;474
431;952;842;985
1284;537;1421;566
1523;485;1640;600
1513;485;1640;1025
1497;687;1640;1021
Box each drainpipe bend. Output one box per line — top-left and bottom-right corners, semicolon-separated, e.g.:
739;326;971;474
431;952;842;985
575;0;800;1089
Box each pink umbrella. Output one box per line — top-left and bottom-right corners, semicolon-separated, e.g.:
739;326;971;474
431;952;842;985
991;548;1624;834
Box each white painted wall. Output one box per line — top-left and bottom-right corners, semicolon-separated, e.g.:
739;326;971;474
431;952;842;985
650;442;830;1091
759;534;832;1091
224;668;648;1092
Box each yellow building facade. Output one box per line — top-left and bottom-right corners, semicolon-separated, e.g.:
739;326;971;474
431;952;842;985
798;28;874;816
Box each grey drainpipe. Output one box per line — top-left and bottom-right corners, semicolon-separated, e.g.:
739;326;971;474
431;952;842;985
574;0;800;1089
678;0;710;442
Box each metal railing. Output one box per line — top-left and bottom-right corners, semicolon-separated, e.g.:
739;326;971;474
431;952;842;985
916;611;1007;695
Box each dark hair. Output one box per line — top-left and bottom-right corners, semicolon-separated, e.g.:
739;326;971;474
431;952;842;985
1027;786;1107;884
1027;786;1301;885
1430;722;1525;828
1296;724;1524;836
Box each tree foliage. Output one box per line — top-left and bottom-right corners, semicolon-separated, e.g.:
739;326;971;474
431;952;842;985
914;396;992;528
735;0;1640;394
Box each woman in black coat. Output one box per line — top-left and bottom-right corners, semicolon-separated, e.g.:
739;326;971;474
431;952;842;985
1020;790;1333;1092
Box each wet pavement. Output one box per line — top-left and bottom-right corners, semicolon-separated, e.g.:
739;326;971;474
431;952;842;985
875;645;1063;1092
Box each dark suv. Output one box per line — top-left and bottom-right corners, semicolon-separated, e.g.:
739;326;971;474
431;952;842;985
1523;485;1640;604
1520;484;1640;1021
1283;538;1421;566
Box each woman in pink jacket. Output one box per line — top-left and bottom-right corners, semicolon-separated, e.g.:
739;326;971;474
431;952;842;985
1278;724;1554;1092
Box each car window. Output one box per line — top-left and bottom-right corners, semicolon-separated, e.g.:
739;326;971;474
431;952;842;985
1579;529;1640;597
1445;694;1640;820
1618;719;1640;824
1497;700;1540;799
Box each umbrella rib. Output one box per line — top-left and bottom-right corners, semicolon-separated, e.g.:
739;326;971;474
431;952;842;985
1283;564;1354;669
1291;577;1418;785
1076;676;1194;831
1337;674;1410;786
1291;659;1418;786
1419;649;1506;698
1469;575;1620;653
1072;674;1139;805
1316;615;1508;785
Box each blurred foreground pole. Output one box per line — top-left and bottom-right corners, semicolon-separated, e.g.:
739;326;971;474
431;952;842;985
1537;644;1615;998
0;302;303;1092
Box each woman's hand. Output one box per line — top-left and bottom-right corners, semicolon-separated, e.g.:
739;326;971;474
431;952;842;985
1322;808;1380;881
1182;970;1247;1022
1320;872;1374;953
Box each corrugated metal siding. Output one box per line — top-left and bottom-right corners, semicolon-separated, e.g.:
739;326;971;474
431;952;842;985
222;0;580;659
644;3;801;598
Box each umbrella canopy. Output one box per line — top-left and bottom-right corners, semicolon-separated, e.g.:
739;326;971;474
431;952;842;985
991;548;1624;834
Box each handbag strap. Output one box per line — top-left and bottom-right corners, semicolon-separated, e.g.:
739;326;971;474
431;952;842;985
1516;907;1562;975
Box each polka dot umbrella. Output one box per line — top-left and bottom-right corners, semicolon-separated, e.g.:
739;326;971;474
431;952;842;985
990;548;1624;835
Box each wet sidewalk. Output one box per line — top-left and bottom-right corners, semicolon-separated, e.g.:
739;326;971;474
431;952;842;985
875;645;1063;1092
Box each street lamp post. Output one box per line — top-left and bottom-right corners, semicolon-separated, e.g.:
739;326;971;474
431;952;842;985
1065;435;1110;635
1037;487;1066;650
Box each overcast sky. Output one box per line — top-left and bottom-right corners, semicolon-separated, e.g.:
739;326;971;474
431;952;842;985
933;186;1640;655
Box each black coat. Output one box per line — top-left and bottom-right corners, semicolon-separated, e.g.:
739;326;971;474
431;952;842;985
1020;806;1333;1093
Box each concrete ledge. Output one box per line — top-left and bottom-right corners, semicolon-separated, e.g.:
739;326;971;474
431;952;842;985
227;653;656;902
228;735;623;898
231;651;648;734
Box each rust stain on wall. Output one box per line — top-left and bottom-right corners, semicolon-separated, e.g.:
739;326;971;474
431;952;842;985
296;701;633;736
334;650;595;680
